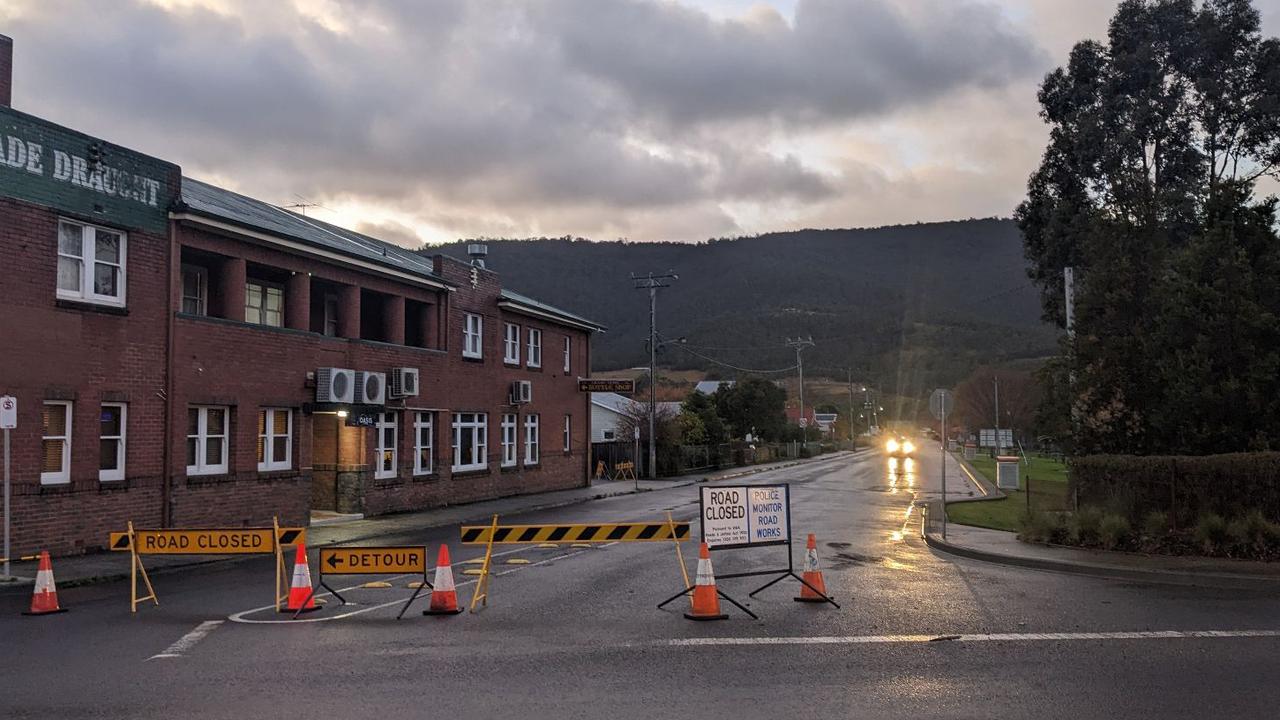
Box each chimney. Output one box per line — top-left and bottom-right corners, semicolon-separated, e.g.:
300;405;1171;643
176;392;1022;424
0;35;11;108
467;243;488;269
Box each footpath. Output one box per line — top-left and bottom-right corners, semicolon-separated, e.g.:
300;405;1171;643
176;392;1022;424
924;452;1280;589
1;450;852;591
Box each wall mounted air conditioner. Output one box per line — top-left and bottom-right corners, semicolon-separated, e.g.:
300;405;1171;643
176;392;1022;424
355;371;387;405
390;368;420;398
510;380;532;404
316;367;355;403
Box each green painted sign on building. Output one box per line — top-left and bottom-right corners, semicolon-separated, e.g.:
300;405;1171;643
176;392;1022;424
0;106;180;234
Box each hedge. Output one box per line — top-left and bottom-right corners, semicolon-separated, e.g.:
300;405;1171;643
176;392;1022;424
1072;453;1280;528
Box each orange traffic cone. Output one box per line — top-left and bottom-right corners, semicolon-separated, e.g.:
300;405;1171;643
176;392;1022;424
422;544;464;616
23;551;67;616
283;543;320;614
684;542;728;621
794;533;830;602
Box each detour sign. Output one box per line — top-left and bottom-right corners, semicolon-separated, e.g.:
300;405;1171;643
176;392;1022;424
109;527;305;554
319;546;427;575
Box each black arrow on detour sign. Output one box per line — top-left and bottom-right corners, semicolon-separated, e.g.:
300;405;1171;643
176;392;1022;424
325;554;343;570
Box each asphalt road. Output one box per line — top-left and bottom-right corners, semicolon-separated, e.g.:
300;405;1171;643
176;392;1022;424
3;446;1280;719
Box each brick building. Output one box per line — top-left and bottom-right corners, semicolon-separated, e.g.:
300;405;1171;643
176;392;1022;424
0;37;603;555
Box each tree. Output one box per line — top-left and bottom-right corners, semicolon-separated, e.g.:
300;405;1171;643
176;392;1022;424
1017;0;1280;454
952;365;1041;442
681;390;728;445
713;377;788;441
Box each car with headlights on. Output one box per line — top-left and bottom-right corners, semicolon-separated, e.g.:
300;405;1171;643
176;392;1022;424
885;435;916;457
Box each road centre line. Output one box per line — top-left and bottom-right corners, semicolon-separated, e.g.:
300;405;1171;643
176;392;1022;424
664;629;1280;647
149;620;224;659
227;542;617;624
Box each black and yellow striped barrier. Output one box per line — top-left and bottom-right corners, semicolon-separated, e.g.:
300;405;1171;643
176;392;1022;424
461;522;690;545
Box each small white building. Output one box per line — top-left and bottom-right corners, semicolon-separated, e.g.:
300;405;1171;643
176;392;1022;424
590;392;682;443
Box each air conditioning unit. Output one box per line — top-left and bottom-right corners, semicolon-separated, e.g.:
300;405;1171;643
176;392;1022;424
315;367;355;403
355;371;387;405
390;368;419;398
510;380;532;404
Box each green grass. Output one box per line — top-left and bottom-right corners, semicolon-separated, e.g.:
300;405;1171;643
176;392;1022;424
946;454;1071;532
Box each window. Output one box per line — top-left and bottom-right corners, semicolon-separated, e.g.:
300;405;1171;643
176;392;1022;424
527;328;542;368
452;412;488;472
181;265;207;316
99;403;126;482
323;294;339;337
413;412;434;475
41;401;72;485
563;414;571;452
257;408;292;471
57;219;126;306
524;414;540;466
375;411;398;480
245;282;283;327
504;323;521;364
187;406;228;476
563;337;571;373
603;429;616;441
463;313;483;359
501;413;517;467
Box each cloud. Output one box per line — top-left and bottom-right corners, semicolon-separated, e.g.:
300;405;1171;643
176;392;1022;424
6;0;1050;243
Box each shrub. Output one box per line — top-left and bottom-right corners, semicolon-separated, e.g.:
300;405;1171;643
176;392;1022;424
1069;506;1105;546
1019;512;1063;544
1141;510;1169;539
1098;513;1131;550
1226;510;1278;557
1194;513;1230;554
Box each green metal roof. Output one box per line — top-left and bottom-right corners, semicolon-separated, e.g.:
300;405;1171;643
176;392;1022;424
176;177;451;286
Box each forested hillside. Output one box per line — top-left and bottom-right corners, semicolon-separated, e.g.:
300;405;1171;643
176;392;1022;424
426;218;1058;396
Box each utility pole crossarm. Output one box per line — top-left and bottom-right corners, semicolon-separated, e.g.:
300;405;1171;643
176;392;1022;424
785;336;815;441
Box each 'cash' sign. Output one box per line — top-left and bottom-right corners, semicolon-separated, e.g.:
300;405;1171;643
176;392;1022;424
699;484;790;549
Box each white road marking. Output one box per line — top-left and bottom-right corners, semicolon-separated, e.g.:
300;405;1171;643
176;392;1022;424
149;620;224;659
664;629;1280;647
226;543;616;624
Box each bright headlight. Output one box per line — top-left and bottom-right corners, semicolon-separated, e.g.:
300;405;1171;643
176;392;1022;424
902;440;915;454
886;439;899;453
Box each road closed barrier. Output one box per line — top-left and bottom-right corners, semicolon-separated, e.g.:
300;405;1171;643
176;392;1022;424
109;519;306;613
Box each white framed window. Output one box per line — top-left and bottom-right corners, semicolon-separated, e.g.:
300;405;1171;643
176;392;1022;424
413;412;434;475
527;328;542;368
375;411;398;480
257;408;292;471
187;406;229;476
563;337;571;373
181;265;207;316
245;282;283;327
524;414;540;466
463;313;483;359
563;414;571;452
452;412;488;472
99;403;126;482
503;322;521;364
501;413;517;467
57;219;126;306
603;429;616;441
41;401;72;485
323;294;339;337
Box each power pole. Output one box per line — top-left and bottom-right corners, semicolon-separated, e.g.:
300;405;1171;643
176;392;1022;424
786;337;815;440
846;368;855;444
632;271;678;480
993;374;1001;454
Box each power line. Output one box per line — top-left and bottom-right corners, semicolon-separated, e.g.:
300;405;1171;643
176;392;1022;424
674;344;799;375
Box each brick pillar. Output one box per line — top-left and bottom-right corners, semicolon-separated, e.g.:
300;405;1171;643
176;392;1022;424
218;256;246;322
338;284;360;339
285;272;310;331
384;295;405;345
420;301;435;349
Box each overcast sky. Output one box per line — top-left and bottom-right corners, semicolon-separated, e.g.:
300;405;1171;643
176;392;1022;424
5;0;1280;245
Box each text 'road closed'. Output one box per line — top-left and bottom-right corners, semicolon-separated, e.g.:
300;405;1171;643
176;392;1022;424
700;484;790;548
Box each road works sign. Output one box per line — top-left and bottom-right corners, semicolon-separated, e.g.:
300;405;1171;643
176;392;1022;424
109;527;305;554
460;521;690;544
319;546;427;575
699;484;790;549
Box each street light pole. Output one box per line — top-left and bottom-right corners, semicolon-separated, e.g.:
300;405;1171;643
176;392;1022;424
786;337;814;441
632;271;678;480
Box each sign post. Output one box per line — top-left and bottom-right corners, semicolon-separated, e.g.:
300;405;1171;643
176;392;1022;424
930;389;953;540
0;395;15;580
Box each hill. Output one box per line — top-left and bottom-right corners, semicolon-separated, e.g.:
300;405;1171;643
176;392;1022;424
425;218;1059;398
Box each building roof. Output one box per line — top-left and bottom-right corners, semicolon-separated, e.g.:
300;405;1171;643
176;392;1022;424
176;177;603;331
591;392;680;416
499;288;606;332
694;380;734;395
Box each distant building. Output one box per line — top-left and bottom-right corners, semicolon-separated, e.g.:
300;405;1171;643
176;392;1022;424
694;380;734;395
590;392;680;443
